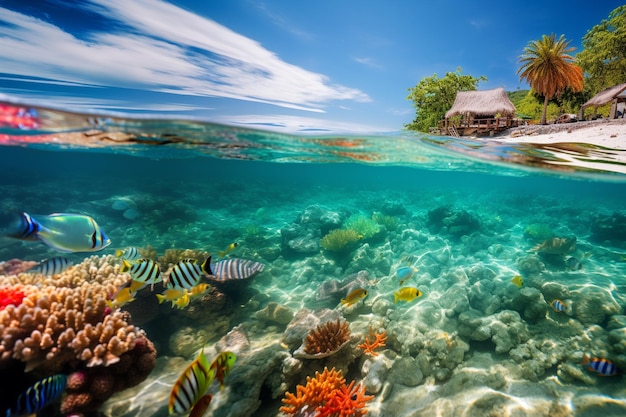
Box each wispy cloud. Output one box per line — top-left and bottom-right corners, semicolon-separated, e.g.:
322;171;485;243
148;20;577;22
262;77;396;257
353;57;384;70
0;0;369;112
218;114;393;133
251;1;315;41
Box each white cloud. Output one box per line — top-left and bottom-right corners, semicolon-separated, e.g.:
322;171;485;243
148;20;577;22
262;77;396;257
0;0;370;112
353;57;383;70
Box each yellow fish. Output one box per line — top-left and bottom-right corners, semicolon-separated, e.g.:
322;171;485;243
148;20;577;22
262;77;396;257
393;287;422;303
155;288;185;304
188;283;211;298
218;242;238;258
340;288;368;306
209;351;237;390
173;293;191;310
511;275;523;288
106;287;135;309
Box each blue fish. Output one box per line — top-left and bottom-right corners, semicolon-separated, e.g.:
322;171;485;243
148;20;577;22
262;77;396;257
210;258;264;282
549;299;570;314
27;257;73;276
6;374;67;416
10;212;111;253
582;354;618;376
396;266;418;286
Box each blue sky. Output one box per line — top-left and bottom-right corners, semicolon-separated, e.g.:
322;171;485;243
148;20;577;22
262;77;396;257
0;0;620;132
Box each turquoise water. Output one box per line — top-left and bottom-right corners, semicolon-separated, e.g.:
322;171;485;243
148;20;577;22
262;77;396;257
1;101;626;417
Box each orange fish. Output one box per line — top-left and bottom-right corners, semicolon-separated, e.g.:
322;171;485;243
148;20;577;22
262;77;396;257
210;351;237;390
340;288;368;306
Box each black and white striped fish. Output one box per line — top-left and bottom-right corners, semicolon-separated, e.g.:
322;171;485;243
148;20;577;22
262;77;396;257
115;246;141;261
27;257;73;276
167;258;212;290
121;258;162;284
6;374;67;417
210;259;264;282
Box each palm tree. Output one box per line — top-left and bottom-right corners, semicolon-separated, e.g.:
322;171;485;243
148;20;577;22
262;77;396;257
517;34;584;124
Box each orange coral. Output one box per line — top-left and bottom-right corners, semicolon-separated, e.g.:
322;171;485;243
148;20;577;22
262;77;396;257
357;327;387;356
304;319;351;355
280;367;374;417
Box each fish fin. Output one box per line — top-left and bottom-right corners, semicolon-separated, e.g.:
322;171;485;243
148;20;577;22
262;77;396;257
155;294;166;304
393;292;399;303
120;259;132;273
201;256;213;275
581;354;590;365
115;249;123;257
217;251;225;258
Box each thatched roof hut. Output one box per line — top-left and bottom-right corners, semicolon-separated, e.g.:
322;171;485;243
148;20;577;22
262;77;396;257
445;87;516;119
581;83;626;118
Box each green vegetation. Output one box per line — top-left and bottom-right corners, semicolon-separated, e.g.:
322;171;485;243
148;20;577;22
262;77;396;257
372;212;399;231
344;214;381;239
405;68;486;132
320;229;362;252
577;5;626;95
517;34;584;125
524;223;554;242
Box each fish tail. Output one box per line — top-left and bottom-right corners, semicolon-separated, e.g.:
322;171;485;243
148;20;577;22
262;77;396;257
201;256;213;275
393;292;399;303
120;259;132;273
115;249;123;257
155;294;166;304
9;212;43;241
581;354;590;365
217;251;225;258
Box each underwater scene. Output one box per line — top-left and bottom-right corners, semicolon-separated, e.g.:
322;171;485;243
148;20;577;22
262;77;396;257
2;102;626;417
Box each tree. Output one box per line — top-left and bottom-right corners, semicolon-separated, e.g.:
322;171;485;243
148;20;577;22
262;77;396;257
517;34;584;124
405;68;486;132
577;5;626;94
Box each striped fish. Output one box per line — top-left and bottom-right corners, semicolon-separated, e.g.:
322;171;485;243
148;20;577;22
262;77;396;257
27;257;73;276
210;259;264;282
115;246;141;261
209;351;237;390
7;374;67;416
549;299;570;314
168;258;212;290
121;258;162;284
169;348;216;414
582;354;618;376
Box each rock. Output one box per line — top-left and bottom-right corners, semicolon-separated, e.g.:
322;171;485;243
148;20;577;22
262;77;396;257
256;302;294;325
361;355;390;393
388;356;423;387
513;287;548;323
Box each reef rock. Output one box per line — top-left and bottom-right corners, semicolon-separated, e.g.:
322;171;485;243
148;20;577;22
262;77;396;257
256;302;294;325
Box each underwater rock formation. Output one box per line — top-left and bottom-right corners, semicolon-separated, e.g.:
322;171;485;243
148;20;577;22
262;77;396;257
427;206;481;238
458;309;529;354
590;211;626;245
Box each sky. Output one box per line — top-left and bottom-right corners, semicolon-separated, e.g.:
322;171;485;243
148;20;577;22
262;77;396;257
0;0;621;133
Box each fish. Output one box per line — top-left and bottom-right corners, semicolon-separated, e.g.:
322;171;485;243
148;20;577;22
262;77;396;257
167;258;212;290
530;237;576;255
209;258;264;282
511;275;523;288
10;212;111;252
581;354;618;376
396;266;418;286
26;256;73;276
156;288;186;304
549;299;571;314
188;283;211;298
121;258;162;285
173;293;191;310
116;246;141;261
340;288;368;306
403;254;419;264
6;374;67;417
106;287;136;309
188;394;213;417
218;242;239;258
209;351;237;390
169;348;216;415
393;287;422;303
565;256;582;271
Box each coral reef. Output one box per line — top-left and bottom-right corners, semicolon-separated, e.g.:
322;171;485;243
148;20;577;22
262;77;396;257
301;319;351;358
0;255;157;414
357;327;387;356
590;211;626;245
0;286;25;310
320;229;362;252
427;206;480;238
523;223;554;241
344;214;381;240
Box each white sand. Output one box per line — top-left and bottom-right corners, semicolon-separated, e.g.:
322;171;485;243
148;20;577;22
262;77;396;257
492;119;626;150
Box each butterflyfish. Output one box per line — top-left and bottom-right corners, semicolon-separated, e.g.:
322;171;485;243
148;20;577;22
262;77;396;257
10;212;111;253
582;354;618;376
396;266;418;286
340;288;368;306
209;258;264;281
121;258;162;285
27;256;73;276
169;347;215;414
218;242;238;258
116;246;141;261
209;351;237;390
511;275;523;288
549;299;571;314
5;374;67;417
188;394;213;417
168;258;212;290
393;287;422;303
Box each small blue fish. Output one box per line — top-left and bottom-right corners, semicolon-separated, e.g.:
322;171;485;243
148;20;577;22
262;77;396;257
167;258;212;290
209;258;264;282
396;266;418;286
6;374;67;416
116;246;141;261
582;354;618;376
27;257;73;276
550;299;570;314
10;212;111;253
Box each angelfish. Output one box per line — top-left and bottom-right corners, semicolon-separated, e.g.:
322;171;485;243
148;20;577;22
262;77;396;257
10;212;111;252
169;347;216;415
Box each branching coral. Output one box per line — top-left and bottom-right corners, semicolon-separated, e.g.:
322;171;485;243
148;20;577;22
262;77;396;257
304;319;351;356
357;327;387;356
320;229;362;252
280;367;373;417
0;286;25;310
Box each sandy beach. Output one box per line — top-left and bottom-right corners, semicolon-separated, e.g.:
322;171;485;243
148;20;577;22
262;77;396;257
492;118;626;150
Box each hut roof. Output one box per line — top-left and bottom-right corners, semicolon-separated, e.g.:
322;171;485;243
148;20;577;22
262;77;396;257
582;83;626;108
445;87;516;118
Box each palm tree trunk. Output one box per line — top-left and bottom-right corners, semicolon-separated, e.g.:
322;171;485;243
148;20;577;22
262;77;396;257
541;95;549;125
